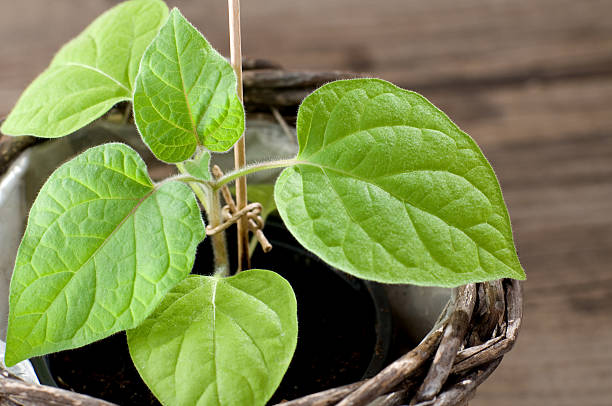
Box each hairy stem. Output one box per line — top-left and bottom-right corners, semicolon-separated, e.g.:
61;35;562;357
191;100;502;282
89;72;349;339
208;189;230;277
175;163;210;212
157;173;212;188
176;163;229;276
213;158;298;190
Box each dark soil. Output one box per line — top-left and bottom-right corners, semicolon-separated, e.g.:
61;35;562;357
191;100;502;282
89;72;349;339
48;219;380;405
49;333;159;405
255;220;378;403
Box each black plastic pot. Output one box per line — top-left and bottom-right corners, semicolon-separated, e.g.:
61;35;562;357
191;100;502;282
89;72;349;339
34;218;392;405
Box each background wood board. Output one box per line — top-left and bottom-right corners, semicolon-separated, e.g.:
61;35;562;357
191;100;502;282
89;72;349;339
1;0;611;405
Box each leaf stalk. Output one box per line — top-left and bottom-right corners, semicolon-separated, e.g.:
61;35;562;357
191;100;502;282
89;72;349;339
213;159;298;190
176;163;229;276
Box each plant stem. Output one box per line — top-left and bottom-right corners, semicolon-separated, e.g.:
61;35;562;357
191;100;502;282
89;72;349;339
213;158;298;190
228;0;249;272
208;189;230;277
176;163;229;275
163;158;298;191
154;174;211;191
175;163;210;212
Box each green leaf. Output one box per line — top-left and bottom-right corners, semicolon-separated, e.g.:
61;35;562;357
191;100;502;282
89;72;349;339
5;143;205;366
128;270;297;406
183;150;212;181
1;0;169;138
275;79;525;287
133;8;245;163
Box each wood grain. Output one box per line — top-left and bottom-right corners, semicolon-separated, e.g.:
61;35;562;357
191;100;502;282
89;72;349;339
1;1;611;405
0;369;116;406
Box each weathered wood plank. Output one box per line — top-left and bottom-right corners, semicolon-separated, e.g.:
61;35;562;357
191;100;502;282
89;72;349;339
422;77;612;146
3;0;612;116
466;82;612;405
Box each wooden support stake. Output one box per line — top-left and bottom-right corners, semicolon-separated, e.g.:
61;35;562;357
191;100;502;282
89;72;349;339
228;0;249;272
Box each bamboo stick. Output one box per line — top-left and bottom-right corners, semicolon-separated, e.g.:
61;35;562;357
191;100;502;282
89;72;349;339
227;0;250;272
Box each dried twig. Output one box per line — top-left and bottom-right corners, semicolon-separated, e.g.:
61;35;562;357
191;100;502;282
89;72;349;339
273;382;363;406
0;375;116;406
451;280;523;374
412;284;477;403
369;389;410;406
415;358;502;406
469;280;505;346
336;328;444;406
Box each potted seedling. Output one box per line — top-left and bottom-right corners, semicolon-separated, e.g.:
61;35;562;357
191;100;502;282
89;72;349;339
0;0;525;405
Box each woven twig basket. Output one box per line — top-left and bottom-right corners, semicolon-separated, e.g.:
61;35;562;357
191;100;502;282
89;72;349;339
0;62;523;406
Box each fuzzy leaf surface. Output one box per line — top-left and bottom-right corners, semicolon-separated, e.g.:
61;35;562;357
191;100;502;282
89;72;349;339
275;79;525;287
183;151;212;181
134;9;245;162
5;143;205;366
0;0;168;138
128;270;297;406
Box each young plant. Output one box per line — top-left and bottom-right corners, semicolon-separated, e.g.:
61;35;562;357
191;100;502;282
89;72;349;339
1;1;526;405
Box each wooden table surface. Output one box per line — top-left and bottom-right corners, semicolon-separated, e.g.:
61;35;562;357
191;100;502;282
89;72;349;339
1;1;611;405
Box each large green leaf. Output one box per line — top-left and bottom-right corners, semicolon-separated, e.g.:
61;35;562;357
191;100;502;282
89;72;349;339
275;79;525;287
133;8;245;163
128;270;297;406
5;143;205;366
1;0;169;138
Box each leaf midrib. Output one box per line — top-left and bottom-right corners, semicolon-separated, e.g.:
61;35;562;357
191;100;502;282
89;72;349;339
16;186;158;343
62;62;130;93
210;278;221;405
171;16;200;149
296;149;499;235
293;161;516;274
168;278;274;405
74;187;155;281
319;166;444;283
301;124;448;162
